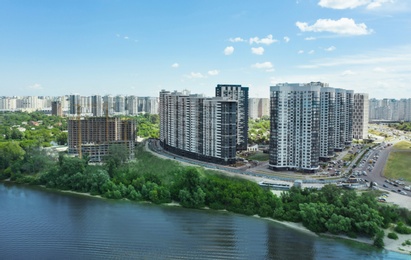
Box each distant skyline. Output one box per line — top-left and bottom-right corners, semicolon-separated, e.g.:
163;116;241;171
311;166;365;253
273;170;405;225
1;0;410;99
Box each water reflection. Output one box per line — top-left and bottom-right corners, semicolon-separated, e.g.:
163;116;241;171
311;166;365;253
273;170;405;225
0;182;408;260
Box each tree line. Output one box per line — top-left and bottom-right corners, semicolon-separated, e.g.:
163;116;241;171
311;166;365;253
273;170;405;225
1;111;411;249
2;143;411;249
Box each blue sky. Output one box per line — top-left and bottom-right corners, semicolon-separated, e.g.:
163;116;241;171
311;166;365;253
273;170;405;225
1;0;410;99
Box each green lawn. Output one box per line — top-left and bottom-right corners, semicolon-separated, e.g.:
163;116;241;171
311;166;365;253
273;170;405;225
393;141;411;150
384;151;411;182
246;152;269;161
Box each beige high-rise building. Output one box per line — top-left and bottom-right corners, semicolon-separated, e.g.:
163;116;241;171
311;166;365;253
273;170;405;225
353;93;369;140
248;98;269;119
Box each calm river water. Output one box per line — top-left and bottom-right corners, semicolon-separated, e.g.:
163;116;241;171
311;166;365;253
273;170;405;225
0;182;407;259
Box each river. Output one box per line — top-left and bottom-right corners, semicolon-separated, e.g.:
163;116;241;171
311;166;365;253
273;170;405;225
0;182;407;259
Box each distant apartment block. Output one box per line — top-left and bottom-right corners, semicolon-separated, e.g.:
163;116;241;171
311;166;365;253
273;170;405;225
0;97;17;111
159;90;237;165
269;82;353;173
248;98;269;119
0;94;159;116
91;95;103;117
51;101;63;116
369;98;411;122
216;84;249;150
69;94;81;115
353;93;369;140
68;117;136;162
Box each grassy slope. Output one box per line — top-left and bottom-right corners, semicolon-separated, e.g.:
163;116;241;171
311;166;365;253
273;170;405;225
384;141;411;182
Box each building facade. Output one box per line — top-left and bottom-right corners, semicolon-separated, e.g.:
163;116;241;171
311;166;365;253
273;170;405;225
69;94;81;115
248;98;269;119
215;84;249;150
353;93;369;140
159;90;237;165
91;95;103;117
269;82;354;173
51;101;63;116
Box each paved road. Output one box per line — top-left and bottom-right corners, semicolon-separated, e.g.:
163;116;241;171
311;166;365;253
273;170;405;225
355;142;411;197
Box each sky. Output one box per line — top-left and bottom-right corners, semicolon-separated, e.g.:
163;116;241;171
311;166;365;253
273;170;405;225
0;0;410;99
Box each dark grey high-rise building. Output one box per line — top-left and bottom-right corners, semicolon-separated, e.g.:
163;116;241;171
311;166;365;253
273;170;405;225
216;84;249;150
51;101;62;117
91;95;103;117
69;94;80;115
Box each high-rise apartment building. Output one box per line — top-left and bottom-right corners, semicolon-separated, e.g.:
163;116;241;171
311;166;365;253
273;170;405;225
248;98;270;119
137;97;159;114
127;96;138;115
369;98;411;122
69;94;81;115
91;95;103;117
269;82;354;173
103;95;114;115
159;90;237;165
51;101;62;116
353;93;369;140
68;117;135;162
216;84;249;150
334;89;354;151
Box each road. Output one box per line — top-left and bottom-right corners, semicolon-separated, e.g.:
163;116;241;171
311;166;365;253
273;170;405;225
353;141;411;198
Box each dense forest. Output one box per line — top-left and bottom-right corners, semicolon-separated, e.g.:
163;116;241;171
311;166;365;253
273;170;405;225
1;111;411;249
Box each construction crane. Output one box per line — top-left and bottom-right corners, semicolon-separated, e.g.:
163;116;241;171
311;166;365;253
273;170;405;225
77;104;82;159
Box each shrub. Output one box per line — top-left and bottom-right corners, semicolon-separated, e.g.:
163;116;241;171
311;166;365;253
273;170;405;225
387;232;398;240
394;222;411;234
373;230;385;248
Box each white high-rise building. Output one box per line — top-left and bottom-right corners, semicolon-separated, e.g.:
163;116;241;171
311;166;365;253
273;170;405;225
269;82;353;173
159;90;237;165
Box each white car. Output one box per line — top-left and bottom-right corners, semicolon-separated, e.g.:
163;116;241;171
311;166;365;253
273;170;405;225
403;186;411;191
400;191;407;195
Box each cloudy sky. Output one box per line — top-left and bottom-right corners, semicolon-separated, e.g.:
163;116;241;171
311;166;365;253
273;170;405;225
1;0;410;99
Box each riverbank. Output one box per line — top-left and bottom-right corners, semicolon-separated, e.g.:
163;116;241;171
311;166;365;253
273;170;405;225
2;178;411;256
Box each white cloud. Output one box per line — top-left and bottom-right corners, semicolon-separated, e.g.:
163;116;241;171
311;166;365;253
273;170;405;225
224;46;234;55
305;37;316;41
325;46;336;51
251;47;265;55
318;0;370;9
251;62;274;71
229;37;245;42
208;70;219;76
308;50;315;54
284;36;290;43
124;36;129;40
249;34;277;45
341;70;356;76
296;18;372;35
298;50;304;54
318;0;394;10
373;67;388;72
27;83;43;90
171;63;179;68
185;72;205;79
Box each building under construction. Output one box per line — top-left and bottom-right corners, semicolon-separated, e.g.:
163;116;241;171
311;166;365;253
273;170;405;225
68;117;136;162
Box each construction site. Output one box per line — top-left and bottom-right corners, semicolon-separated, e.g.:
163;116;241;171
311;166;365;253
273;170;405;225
67;105;136;162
